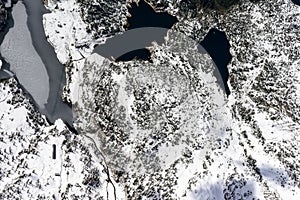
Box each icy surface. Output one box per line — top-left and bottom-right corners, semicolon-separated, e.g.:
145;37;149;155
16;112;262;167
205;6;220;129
1;1;49;109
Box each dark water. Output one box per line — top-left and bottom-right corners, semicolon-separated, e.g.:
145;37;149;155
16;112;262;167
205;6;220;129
92;1;232;96
22;0;73;126
200;28;231;96
126;0;178;29
94;27;168;61
292;0;300;5
0;70;11;79
116;49;151;61
94;0;178;61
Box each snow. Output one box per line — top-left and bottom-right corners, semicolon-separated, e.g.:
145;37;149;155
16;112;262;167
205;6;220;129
0;78;124;199
43;0;95;104
72;28;235;198
0;0;299;199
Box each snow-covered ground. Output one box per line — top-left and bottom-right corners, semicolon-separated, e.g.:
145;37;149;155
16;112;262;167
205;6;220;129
0;0;299;199
72;28;300;199
0;78;125;199
43;0;99;104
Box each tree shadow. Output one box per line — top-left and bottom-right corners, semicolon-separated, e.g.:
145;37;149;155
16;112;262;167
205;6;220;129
259;165;289;186
191;178;256;200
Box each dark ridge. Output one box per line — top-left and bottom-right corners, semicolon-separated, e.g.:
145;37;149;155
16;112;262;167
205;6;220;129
198;0;240;10
0;4;13;43
0;1;15;76
65;122;79;135
0;0;17;32
200;28;231;96
126;0;178;30
52;144;56;159
116;49;151;62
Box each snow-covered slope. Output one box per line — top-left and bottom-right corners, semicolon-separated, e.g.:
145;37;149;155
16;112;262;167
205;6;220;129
1;0;299;199
42;0;128;104
73;29;234;198
43;0;95;104
0;78;125;199
72;26;300;200
173;0;300;199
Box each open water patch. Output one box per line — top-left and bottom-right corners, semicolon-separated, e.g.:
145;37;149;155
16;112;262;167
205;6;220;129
292;0;300;6
94;0;178;62
200;28;232;96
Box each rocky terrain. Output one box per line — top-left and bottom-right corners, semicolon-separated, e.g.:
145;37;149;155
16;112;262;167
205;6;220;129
0;0;299;199
73;30;230;198
74;0;299;199
0;0;8;31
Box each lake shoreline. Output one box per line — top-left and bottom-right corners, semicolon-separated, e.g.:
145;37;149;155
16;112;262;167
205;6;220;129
22;0;73;126
1;0;73;126
0;3;14;71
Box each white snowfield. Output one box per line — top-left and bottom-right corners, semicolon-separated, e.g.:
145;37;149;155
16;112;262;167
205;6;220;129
0;79;125;199
0;0;299;199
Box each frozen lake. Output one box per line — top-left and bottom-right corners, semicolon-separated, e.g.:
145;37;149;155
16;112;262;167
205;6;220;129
1;1;49;108
1;0;73;126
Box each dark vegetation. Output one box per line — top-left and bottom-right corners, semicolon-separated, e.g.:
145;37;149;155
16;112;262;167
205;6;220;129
179;0;240;12
0;0;17;30
0;1;7;31
76;0;126;39
198;0;240;10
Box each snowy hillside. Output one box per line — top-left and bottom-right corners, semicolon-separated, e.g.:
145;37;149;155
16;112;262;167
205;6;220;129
0;78;124;199
0;0;299;199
